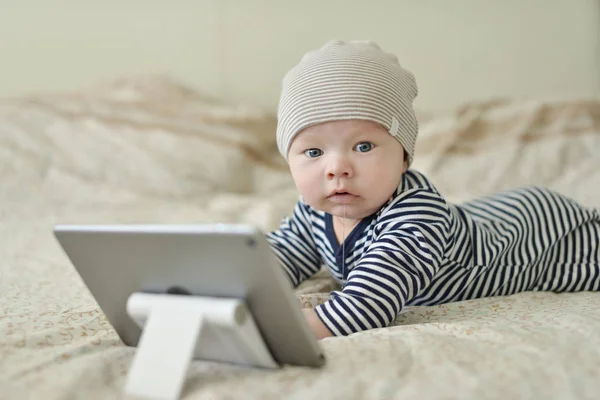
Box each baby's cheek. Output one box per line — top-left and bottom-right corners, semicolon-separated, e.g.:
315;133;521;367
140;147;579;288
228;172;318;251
368;169;400;196
295;175;319;199
369;168;392;185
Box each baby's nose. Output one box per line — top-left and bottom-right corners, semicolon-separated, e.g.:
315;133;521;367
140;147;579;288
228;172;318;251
326;157;353;179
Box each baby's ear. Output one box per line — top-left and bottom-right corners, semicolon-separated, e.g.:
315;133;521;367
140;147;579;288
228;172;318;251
403;150;409;172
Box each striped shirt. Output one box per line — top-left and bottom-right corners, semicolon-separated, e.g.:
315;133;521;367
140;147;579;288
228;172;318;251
266;170;600;336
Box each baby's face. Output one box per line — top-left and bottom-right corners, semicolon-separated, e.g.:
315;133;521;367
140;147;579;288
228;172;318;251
288;119;407;221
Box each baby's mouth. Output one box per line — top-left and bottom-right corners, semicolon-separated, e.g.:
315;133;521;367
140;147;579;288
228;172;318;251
327;191;358;203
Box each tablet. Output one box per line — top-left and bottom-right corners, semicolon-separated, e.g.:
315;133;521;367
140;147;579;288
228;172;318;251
53;223;326;367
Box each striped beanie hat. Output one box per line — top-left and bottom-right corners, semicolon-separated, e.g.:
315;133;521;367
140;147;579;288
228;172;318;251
276;40;419;166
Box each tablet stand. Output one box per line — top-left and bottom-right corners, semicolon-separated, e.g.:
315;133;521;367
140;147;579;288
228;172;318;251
123;292;278;400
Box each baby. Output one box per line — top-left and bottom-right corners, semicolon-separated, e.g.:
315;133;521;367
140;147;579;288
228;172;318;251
266;40;600;339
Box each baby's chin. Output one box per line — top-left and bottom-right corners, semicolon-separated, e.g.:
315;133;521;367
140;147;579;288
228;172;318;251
322;202;379;220
302;195;385;219
301;190;393;219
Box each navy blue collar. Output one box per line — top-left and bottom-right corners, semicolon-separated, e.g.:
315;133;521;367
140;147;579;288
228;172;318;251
325;212;375;254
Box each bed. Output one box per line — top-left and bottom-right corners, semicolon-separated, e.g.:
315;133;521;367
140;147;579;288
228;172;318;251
2;1;600;399
1;75;599;399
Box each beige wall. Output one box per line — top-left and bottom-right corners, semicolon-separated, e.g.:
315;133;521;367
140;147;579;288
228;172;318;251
1;0;599;112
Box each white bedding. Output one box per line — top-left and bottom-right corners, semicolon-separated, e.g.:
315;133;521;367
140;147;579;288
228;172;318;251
1;76;599;399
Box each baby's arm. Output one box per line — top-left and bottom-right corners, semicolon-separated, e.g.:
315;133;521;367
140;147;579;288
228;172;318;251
315;189;452;336
266;199;323;287
302;308;334;339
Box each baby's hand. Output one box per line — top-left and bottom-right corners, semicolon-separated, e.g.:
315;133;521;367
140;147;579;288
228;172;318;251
302;308;333;340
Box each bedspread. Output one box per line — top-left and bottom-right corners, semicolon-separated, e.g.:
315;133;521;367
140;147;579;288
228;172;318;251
1;77;599;399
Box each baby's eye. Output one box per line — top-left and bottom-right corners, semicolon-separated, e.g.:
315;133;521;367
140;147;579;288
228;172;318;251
304;148;323;158
355;142;374;153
